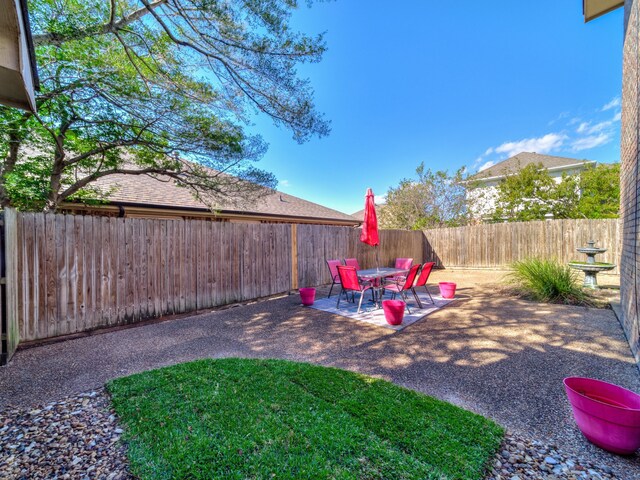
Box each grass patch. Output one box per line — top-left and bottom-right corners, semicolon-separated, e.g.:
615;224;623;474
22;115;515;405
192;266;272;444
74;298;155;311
107;358;503;480
506;258;593;305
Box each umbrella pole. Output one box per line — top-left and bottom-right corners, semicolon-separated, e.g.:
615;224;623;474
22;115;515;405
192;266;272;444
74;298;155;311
375;246;380;271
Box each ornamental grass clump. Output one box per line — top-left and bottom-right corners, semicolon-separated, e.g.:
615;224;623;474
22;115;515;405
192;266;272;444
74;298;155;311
507;258;592;305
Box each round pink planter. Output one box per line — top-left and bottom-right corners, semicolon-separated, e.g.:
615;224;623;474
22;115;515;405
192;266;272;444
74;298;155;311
438;282;457;299
382;300;405;325
564;377;640;455
299;288;316;306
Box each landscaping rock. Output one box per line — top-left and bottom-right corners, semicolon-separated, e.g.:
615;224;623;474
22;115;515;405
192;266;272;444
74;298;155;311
0;389;131;479
485;432;624;480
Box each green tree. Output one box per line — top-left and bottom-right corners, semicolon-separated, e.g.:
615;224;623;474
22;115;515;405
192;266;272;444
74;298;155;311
484;162;619;222
490;163;564;221
378;163;468;230
574;163;620;218
0;0;329;211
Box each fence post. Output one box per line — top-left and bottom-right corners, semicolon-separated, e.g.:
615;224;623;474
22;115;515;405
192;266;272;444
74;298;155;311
290;224;298;291
0;208;19;365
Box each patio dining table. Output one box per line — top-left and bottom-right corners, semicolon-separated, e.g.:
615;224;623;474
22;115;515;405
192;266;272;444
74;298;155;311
357;267;409;308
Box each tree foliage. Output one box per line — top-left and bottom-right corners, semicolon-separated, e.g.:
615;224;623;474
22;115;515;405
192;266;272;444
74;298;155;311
0;0;330;211
378;163;468;230
479;162;620;222
573;163;620;219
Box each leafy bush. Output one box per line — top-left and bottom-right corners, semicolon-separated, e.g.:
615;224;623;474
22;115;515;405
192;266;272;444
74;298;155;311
507;258;592;305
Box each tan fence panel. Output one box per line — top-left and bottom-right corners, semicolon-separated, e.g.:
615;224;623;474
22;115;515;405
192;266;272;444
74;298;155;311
295;225;424;288
15;212;295;342
423;219;620;273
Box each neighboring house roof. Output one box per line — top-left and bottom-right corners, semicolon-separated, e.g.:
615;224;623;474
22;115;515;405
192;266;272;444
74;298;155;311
468;152;596;182
351;205;382;222
351;209;365;221
68;173;359;226
0;0;39;111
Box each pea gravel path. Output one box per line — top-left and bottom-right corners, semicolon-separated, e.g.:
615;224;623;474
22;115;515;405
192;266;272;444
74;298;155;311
0;270;639;479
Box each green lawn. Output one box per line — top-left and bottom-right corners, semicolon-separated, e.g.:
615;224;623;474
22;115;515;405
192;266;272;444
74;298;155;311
107;358;503;480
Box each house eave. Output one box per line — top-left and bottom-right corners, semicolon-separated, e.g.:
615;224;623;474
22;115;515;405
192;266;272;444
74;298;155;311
60;201;362;227
0;0;39;112
583;0;624;22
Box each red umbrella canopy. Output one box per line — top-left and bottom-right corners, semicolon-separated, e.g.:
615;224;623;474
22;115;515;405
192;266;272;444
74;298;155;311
360;188;379;246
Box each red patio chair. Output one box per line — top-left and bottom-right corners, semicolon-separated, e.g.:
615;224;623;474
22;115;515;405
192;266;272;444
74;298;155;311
412;262;436;308
344;258;360;269
326;259;344;298
382;264;421;313
345;257;379;288
336;265;375;313
389;257;413;283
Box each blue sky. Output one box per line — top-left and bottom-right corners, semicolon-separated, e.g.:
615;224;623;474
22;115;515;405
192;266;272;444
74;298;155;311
250;1;624;215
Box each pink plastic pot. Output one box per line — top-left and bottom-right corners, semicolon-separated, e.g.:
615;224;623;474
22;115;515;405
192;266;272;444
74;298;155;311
382;300;405;325
299;288;316;306
438;282;457;299
563;377;640;455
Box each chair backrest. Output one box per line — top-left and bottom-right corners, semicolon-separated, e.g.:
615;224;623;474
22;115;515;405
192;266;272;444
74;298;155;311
399;264;421;290
326;259;343;283
414;262;436;287
344;258;360;269
395;257;413;270
337;265;361;290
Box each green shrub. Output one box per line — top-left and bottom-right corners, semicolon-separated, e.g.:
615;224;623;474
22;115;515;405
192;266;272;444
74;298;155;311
507;258;591;305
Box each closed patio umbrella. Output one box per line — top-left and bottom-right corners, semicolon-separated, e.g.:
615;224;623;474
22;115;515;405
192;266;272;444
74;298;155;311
360;188;380;269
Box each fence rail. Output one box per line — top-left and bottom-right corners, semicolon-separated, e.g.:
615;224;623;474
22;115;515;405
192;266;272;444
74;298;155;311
422;219;621;273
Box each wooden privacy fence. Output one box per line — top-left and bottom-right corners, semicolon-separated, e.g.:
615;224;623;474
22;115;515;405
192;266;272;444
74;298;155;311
423;219;621;273
3;209;619;354
295;225;424;288
4;209;423;347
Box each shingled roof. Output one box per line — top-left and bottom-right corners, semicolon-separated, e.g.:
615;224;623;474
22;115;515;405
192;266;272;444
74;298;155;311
469;152;595;180
81;173;359;225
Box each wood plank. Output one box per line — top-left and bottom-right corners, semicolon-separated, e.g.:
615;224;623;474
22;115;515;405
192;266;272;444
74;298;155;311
74;215;85;334
35;213;46;340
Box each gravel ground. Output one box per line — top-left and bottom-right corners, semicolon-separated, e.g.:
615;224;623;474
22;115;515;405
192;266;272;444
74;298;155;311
0;388;633;480
0;389;130;479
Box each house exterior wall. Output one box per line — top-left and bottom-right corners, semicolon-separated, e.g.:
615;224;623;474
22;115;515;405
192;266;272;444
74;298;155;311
620;0;640;364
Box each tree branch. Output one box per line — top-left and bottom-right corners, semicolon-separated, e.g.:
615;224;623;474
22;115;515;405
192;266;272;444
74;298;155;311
33;0;168;46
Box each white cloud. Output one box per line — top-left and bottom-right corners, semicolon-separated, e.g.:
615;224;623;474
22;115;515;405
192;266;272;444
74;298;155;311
478;160;496;172
493;133;567;157
548;111;569;126
576;122;590;133
571;133;612;151
568;117;581;125
279;179;291;188
601;97;621;111
484;147;494;155
578;112;621;135
374;194;387;204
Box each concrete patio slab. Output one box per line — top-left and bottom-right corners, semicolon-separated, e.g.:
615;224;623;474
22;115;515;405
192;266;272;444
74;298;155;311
0;269;638;476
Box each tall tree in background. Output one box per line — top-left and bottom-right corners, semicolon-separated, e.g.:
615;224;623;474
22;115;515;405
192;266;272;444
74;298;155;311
378;163;468;230
0;0;329;211
486;162;619;222
490;163;570;222
574;163;620;219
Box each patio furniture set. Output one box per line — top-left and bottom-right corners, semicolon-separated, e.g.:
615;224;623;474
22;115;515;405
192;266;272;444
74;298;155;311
326;257;437;314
